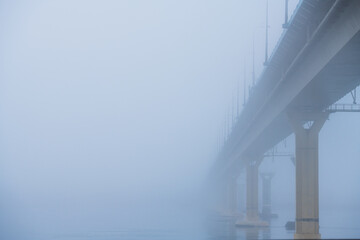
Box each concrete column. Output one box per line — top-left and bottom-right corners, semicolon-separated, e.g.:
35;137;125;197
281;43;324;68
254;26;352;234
222;182;229;216
238;178;246;216
216;181;227;216
289;112;328;239
261;173;274;219
236;157;268;227
246;162;259;221
219;178;237;217
228;177;238;216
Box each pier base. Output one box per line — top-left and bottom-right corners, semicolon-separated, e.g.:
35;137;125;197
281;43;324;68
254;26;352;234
236;219;269;228
294;233;321;239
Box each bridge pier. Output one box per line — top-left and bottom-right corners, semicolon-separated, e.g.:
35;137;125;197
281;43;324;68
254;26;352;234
260;173;275;220
215;181;228;216
289;112;328;239
237;178;246;217
236;158;268;227
220;181;230;216
227;177;238;217
246;161;259;221
218;177;237;217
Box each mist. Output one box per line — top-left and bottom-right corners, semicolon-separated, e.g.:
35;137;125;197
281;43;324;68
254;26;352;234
0;0;359;239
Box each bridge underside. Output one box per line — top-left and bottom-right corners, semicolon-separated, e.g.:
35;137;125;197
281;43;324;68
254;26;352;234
247;29;360;156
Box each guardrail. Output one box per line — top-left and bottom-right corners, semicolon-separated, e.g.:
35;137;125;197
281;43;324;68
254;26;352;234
326;104;360;113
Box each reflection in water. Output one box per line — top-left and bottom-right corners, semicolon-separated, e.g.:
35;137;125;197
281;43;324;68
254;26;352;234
206;215;273;240
41;209;360;240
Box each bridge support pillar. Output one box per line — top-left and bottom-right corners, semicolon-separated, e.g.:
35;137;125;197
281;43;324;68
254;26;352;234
221;181;229;216
219;178;237;217
246;162;259;221
289;112;328;239
226;177;237;217
238;179;246;217
228;177;238;217
261;173;275;220
236;158;268;227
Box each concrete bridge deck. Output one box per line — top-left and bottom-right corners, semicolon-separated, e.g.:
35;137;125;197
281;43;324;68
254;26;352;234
212;0;360;178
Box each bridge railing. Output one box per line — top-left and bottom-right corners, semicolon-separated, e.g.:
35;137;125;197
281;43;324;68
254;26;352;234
326;104;360;113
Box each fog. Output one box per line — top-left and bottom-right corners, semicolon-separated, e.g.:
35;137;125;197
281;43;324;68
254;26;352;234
0;0;359;239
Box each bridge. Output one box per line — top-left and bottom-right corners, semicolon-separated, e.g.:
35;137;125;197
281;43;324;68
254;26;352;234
209;1;360;239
